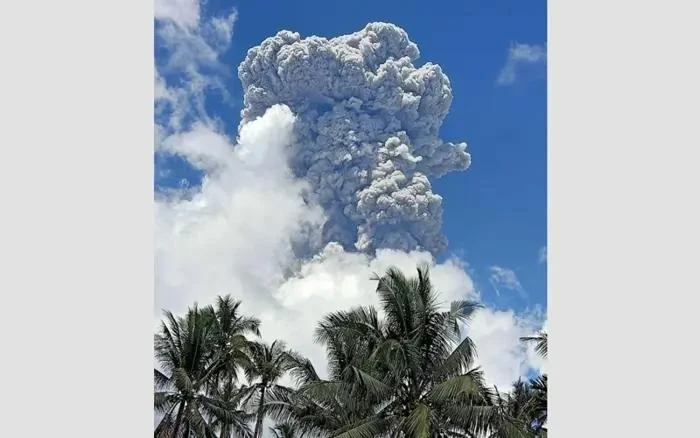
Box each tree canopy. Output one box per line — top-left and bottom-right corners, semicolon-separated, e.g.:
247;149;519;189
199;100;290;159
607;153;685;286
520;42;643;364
154;266;547;438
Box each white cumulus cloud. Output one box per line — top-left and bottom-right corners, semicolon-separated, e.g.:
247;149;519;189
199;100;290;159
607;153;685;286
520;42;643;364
467;308;546;391
155;104;326;317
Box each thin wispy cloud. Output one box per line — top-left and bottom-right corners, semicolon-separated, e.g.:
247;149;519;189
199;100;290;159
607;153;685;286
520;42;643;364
155;2;237;136
539;246;547;264
155;0;201;30
497;42;546;86
489;265;527;298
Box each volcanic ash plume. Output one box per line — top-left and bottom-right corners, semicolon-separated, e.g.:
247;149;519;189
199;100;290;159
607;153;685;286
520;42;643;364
237;22;471;256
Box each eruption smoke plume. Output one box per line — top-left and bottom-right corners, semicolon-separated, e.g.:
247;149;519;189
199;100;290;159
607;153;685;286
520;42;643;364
238;22;471;255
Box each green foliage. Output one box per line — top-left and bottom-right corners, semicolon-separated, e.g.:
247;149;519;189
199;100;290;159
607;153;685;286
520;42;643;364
154;269;548;438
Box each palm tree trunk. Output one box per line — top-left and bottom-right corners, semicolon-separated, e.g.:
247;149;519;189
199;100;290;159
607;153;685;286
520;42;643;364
253;386;267;438
172;401;186;438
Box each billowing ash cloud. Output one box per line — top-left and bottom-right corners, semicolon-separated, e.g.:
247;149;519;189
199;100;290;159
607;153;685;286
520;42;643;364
237;22;471;255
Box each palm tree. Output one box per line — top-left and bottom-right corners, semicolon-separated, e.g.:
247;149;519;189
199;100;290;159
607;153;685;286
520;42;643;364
203;295;261;390
241;340;298;438
489;376;547;437
154;299;260;438
206;380;255;438
154;306;222;438
270;266;511;437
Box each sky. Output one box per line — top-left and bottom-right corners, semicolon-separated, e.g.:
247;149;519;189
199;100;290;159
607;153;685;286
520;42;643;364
154;0;547;404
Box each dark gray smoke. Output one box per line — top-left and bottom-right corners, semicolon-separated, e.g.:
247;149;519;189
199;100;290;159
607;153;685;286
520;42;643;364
238;22;470;255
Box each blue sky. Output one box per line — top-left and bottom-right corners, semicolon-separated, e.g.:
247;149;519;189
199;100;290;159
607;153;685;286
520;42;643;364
155;0;547;317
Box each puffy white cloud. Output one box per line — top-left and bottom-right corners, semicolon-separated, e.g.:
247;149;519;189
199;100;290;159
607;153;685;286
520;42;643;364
496;42;547;86
466;308;546;391
488;265;526;298
238;23;471;255
155;104;326;316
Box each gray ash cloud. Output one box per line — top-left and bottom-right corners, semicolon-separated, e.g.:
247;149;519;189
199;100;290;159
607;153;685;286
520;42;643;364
237;22;471;255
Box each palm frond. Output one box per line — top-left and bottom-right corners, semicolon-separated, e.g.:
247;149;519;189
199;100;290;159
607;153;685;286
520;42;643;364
404;403;432;438
333;416;387;438
520;332;547;359
427;369;486;404
286;351;321;386
155;368;171;390
434;335;478;379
